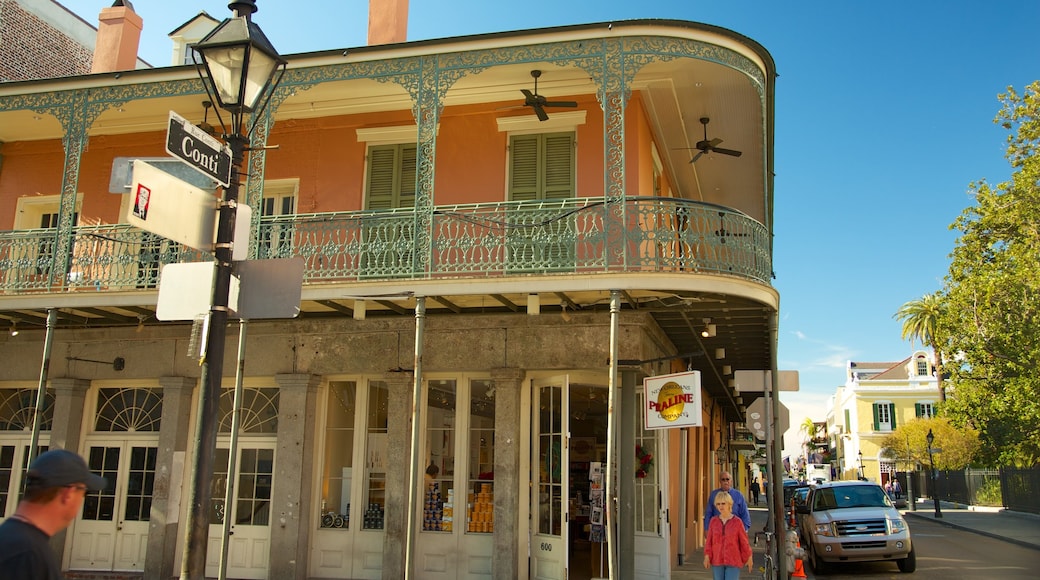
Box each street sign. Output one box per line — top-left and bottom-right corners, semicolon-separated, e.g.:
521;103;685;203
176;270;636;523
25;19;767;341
733;370;800;392
156;258;304;321
109;156;218;193
166;110;232;187
744;398;789;441
128;161;216;252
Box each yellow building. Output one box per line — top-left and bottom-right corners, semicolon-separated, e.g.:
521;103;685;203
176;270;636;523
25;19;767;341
827;352;940;484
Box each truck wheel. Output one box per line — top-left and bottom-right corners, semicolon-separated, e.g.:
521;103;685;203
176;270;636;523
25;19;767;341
810;542;828;574
897;547;916;573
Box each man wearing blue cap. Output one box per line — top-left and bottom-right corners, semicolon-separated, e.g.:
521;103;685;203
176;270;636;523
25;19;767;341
0;449;106;579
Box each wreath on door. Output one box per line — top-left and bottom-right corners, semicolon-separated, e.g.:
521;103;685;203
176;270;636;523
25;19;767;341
635;444;654;478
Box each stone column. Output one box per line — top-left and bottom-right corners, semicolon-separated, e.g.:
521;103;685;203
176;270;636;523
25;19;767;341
268;373;321;580
490;367;523;580
47;378;89;554
144;376;197;579
381;370;414;579
47;378;90;451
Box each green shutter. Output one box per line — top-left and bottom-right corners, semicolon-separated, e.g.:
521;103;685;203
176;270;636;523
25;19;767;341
509;135;540;201
844;409;850;433
399;144;417;207
366;145;398;210
915;403;922;418
543;133;575;199
872;403;880;431
509;132;575;201
366;144;417;210
890;404;897;429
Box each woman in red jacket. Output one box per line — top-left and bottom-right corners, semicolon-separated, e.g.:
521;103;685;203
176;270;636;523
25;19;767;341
703;490;753;579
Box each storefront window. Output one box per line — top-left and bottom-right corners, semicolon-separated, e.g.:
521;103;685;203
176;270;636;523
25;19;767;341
466;379;495;533
423;379;456;531
320;381;356;529
362;381;388;530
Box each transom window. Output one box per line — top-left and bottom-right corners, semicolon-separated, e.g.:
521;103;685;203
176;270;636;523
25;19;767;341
218;388;279;434
94;388;162;432
0;389;54;431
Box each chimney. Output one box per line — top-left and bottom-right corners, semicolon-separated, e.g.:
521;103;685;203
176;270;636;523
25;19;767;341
91;0;143;73
368;0;409;45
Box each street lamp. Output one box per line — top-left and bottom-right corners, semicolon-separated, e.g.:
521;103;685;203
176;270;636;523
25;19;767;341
926;429;942;518
180;2;285;578
857;450;864;480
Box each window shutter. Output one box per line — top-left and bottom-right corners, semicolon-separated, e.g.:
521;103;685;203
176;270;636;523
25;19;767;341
844;409;850;433
543;133;574;199
509;135;539;201
889;404;897;429
399;144;417;207
915;403;922;418
366;145;398;210
872;403;880;431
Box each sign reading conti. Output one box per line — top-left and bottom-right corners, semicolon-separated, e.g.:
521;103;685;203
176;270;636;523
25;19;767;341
643;371;702;429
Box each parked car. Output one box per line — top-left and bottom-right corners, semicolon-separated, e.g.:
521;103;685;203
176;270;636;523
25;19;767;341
789;484;810;527
796;480;915;573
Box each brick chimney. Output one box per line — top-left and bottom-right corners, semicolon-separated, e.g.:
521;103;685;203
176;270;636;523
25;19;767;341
91;0;143;73
368;0;409;45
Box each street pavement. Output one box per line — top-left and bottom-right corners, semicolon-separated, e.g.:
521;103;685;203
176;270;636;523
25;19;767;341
670;499;1040;579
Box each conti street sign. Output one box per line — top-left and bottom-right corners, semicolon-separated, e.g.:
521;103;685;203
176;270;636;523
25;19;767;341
166;110;232;187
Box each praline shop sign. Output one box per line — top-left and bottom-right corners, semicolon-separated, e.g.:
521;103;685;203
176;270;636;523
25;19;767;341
643;371;702;429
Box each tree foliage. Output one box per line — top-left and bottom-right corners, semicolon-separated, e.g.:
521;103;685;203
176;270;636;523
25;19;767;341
879;417;980;471
936;81;1040;466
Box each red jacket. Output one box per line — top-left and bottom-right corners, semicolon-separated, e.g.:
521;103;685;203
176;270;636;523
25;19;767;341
704;516;752;568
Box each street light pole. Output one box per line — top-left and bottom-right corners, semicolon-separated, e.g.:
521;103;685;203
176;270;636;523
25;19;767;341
180;2;284;578
926;429;942;518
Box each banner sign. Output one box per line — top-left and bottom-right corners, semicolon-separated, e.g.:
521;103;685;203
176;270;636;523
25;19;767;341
643;371;702;429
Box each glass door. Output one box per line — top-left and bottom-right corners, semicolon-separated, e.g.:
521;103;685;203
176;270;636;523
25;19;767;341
531;377;568;580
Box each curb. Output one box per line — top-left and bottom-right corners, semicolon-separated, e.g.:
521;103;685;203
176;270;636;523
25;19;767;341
903;511;1040;553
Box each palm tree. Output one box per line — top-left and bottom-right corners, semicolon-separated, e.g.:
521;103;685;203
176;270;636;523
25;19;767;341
895;293;946;401
799;417;819;465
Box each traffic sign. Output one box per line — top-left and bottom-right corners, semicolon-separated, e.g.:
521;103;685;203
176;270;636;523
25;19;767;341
128;160;216;252
166;110;232;187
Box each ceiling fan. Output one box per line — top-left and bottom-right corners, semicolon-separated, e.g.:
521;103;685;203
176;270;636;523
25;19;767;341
688;117;742;163
520;70;577;121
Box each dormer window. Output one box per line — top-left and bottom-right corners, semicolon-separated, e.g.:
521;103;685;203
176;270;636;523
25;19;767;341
916;357;929;377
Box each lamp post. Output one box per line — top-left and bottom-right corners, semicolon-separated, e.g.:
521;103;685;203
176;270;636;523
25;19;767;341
180;2;284;578
857;450;864;480
926;428;942;518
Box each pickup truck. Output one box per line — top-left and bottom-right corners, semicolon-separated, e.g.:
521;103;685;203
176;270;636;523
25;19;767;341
796;480;915;573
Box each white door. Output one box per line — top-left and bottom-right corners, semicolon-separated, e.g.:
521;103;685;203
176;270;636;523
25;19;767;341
70;443;156;571
0;442;46;517
531;377;568;580
206;443;275;580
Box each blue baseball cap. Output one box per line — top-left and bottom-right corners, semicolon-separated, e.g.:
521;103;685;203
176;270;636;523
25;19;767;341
27;449;106;491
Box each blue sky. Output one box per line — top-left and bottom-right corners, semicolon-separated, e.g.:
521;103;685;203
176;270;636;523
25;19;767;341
71;1;1039;449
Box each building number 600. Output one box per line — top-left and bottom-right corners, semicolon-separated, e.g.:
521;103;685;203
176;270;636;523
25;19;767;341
540;542;552;551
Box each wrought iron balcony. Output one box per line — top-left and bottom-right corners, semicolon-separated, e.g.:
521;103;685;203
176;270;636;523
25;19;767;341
0;197;770;294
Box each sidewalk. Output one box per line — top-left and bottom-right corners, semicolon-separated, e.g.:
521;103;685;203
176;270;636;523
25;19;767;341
671;507;808;580
902;498;1040;552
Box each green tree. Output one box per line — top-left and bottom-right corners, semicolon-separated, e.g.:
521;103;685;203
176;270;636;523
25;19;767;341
937;81;1040;466
895;293;946;401
879;418;980;471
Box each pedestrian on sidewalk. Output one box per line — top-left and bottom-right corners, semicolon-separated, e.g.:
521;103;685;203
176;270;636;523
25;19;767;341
892;478;902;499
704;490;754;579
705;471;752;532
0;449;106;580
749;479;760;505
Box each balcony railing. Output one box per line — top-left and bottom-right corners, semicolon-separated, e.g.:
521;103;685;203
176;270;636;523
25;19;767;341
0;197;770;294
